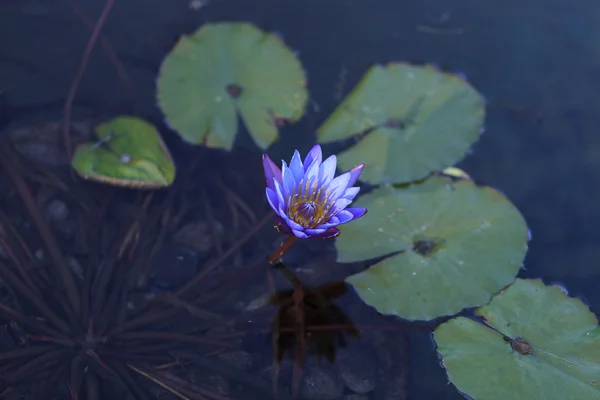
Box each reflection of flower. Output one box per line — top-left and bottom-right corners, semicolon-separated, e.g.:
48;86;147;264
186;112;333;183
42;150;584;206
270;281;360;364
263;144;367;239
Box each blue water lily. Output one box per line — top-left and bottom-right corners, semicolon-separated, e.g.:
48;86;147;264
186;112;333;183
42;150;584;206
263;144;367;239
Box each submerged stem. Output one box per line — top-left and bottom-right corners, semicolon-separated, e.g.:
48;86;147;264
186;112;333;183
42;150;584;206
267;236;298;264
272;262;302;287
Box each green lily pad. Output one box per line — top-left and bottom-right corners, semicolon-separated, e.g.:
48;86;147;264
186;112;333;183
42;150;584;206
434;279;600;400
157;22;308;151
316;63;485;185
341;176;529;321
71;116;176;188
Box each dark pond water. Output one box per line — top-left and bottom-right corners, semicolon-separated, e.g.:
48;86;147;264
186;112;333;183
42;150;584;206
1;0;600;399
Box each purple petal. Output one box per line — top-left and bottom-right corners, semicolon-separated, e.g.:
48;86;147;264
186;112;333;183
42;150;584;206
331;210;357;225
318;155;337;185
273;179;287;211
303;144;322;171
332;198;352;213
280;214;304;231
289;150;305;183
326;171;351;201
319;218;339;229
304;157;321;183
340;187;360;201
266;188;281;213
265;145;366;239
318;212;344;228
263;155;282;192
309;227;340;240
344;207;368;221
346;163;365;187
292;229;310;239
320;207;367;228
275;216;292;235
281;161;297;198
304;227;327;236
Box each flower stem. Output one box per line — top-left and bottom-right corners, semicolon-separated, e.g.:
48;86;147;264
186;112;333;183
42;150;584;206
267;235;298;264
272;261;303;287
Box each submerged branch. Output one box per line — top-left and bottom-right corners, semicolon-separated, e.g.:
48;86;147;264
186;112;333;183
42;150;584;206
0;300;69;340
110;213;272;336
156;369;233;400
0;346;51;365
0;260;70;334
113;331;235;349
172;351;284;400
0;147;81;319
6;348;71;384
101;360;151;400
128;364;191;400
176;212;272;298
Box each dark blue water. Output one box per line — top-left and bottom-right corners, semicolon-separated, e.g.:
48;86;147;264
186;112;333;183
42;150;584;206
1;0;599;399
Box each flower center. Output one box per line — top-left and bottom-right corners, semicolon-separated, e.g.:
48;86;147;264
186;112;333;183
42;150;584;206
287;181;333;228
297;201;317;219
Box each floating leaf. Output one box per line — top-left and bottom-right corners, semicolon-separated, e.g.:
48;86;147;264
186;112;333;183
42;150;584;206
157;22;308;150
71;116;175;188
434;279;600;400
317;63;485;185
341;176;528;320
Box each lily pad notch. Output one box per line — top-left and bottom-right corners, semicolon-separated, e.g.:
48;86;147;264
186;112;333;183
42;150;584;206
157;22;309;151
316;63;486;185
434;278;600;400
71;116;176;189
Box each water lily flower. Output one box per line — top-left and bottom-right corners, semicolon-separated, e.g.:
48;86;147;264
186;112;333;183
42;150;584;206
263;144;367;239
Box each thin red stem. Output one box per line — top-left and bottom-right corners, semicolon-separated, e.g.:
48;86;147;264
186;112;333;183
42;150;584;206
63;0;116;159
67;0;137;113
267;235;298;264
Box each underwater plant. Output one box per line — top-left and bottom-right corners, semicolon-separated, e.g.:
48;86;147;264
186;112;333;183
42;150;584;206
0;143;278;399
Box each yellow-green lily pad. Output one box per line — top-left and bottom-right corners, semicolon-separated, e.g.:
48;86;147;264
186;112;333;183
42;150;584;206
434;279;600;400
317;63;485;185
157;22;308;150
341;176;529;321
71;116;175;188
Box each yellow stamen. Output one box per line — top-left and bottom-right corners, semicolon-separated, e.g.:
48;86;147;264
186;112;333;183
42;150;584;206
287;179;333;228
